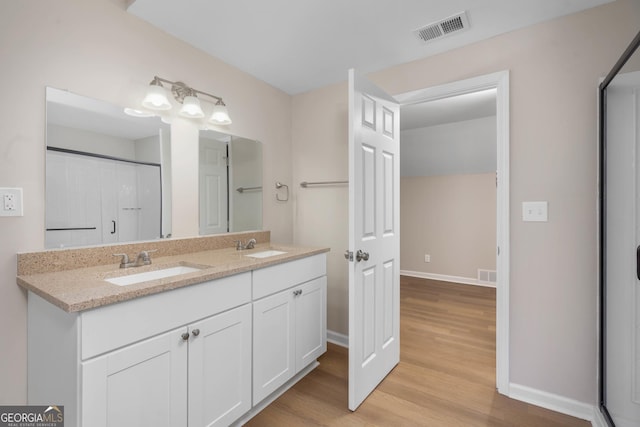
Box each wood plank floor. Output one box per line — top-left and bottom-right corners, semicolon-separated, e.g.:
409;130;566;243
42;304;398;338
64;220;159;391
245;276;590;426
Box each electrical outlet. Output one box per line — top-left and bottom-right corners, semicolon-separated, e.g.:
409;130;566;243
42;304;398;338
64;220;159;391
0;188;23;217
4;194;15;210
424;254;431;263
522;201;548;222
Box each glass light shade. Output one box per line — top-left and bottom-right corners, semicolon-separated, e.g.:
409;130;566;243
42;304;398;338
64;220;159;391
208;102;232;125
179;95;205;118
141;84;172;111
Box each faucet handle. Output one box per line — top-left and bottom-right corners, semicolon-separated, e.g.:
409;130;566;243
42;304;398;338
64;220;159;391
113;253;130;267
138;249;157;263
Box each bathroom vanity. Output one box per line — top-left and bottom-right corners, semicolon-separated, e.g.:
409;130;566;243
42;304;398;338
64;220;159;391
17;233;328;427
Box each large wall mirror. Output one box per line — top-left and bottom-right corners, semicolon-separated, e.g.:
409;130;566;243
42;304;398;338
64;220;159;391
45;88;263;249
599;30;640;427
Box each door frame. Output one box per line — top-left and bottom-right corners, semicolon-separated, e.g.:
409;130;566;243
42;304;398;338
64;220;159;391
394;70;510;394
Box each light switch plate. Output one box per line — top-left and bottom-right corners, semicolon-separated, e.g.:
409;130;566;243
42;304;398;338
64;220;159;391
522;201;547;222
0;188;23;217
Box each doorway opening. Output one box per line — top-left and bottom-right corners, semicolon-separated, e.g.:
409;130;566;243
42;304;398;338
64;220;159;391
395;70;510;394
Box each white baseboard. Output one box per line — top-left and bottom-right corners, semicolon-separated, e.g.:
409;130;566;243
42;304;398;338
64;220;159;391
400;270;496;288
509;383;598;424
327;330;348;347
591;406;609;427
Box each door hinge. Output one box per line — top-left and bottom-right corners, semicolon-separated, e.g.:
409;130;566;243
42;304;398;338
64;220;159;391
344;250;353;262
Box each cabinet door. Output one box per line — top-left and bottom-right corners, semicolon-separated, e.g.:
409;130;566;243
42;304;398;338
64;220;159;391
188;304;251;427
82;327;188;427
295;276;327;371
252;289;295;404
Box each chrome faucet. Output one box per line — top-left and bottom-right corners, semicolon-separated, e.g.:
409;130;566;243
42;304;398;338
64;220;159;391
135;250;156;266
235;238;257;251
113;250;157;268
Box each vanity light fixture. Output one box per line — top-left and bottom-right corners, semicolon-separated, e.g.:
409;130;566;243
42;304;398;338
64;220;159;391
141;76;232;125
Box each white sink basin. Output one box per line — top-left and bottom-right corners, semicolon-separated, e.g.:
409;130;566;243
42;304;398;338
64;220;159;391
106;266;202;286
245;250;287;259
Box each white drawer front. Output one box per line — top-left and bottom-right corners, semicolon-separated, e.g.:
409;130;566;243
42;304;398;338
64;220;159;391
252;254;326;300
81;272;251;360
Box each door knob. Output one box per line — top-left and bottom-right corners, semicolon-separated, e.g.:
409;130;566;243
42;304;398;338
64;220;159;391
356;250;369;262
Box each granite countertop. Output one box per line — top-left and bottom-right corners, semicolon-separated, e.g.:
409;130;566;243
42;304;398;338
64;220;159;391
17;243;329;313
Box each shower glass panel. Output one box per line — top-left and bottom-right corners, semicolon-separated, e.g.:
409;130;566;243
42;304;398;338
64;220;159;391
600;30;640;427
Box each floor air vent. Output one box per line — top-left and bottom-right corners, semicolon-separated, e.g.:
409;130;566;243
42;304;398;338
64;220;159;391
414;11;469;43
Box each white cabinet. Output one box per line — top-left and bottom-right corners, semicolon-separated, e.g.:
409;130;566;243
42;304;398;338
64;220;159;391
82;327;188;427
28;272;251;427
28;253;327;427
253;288;296;404
188;305;252;427
81;304;252;427
295;278;327;370
252;255;327;405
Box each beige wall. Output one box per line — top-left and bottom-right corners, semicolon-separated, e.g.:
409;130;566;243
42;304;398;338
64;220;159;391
2;0;639;410
401;173;496;278
291;0;640;405
0;0;292;403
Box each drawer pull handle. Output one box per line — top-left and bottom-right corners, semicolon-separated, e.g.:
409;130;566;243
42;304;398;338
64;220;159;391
192;329;200;337
181;332;190;341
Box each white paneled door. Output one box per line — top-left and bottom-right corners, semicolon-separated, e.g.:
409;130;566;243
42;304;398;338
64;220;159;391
199;139;228;235
348;69;400;411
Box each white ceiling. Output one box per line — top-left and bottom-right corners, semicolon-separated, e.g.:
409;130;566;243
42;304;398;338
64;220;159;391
401;88;496;130
128;0;613;95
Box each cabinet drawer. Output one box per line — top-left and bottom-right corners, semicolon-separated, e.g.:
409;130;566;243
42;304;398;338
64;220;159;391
252;254;326;299
80;272;251;360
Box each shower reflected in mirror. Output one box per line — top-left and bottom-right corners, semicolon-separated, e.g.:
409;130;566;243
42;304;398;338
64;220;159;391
45;87;171;249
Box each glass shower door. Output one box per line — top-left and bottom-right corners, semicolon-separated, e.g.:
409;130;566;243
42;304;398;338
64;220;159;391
601;30;640;427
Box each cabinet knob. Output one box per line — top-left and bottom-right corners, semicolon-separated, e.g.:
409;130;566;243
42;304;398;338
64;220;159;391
181;332;190;341
293;289;303;296
192;329;200;337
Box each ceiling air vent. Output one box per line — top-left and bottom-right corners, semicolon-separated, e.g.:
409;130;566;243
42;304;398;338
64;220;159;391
414;11;469;44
